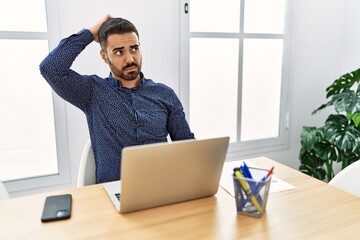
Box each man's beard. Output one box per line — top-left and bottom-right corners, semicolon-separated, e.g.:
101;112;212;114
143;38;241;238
109;60;141;81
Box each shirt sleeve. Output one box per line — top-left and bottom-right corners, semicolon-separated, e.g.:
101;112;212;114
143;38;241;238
167;89;195;141
39;29;94;111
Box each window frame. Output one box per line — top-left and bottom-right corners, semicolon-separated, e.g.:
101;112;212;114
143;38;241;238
180;0;293;159
1;0;71;193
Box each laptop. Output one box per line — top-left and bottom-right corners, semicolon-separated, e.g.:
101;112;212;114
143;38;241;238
103;136;230;213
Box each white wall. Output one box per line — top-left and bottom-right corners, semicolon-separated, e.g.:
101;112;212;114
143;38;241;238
12;0;360;196
341;0;360;71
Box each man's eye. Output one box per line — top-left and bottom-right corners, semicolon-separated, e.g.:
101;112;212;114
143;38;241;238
115;51;122;55
131;47;139;52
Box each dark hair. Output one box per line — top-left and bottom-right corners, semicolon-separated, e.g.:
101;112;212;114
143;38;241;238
98;18;139;50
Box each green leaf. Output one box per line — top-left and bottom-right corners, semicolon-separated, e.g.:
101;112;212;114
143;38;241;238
300;127;324;151
337;149;360;167
332;89;358;113
352;112;360;127
312;101;333;115
331;85;360;114
299;149;327;181
346;112;353;121
326;68;360;98
324;114;360;150
313;140;337;161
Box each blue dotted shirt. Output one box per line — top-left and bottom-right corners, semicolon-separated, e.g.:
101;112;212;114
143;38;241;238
40;29;195;183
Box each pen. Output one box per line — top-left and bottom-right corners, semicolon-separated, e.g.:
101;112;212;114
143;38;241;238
244;166;274;206
259;166;274;182
265;166;274;180
240;165;255;190
242;162;253;179
234;168;263;213
240;163;263;205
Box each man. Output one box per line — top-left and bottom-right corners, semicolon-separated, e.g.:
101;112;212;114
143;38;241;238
40;15;194;183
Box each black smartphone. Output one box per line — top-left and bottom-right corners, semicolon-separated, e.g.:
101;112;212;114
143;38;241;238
41;194;72;222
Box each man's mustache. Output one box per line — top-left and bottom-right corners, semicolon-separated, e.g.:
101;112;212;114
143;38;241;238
123;63;138;70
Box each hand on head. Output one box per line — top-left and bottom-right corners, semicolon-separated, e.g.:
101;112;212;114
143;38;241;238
89;14;112;43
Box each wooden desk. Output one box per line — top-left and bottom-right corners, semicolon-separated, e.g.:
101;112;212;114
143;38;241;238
1;157;360;239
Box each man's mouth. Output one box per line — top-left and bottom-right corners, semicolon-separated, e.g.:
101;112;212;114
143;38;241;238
124;64;137;71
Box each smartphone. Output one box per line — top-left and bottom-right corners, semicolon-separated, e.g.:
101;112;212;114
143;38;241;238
41;194;72;222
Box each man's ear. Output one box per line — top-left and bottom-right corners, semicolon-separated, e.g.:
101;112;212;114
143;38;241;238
100;50;108;64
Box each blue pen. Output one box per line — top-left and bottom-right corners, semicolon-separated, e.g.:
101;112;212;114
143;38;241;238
240;163;256;191
242;163;255;186
242;163;262;194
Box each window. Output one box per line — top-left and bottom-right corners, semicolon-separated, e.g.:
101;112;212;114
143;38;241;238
0;0;70;192
180;0;292;158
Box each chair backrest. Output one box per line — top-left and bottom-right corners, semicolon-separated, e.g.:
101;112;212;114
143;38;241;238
328;160;360;197
0;180;10;200
77;140;96;187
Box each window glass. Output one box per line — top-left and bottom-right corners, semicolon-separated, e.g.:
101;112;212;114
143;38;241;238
190;0;240;33
241;39;283;141
0;41;57;181
244;0;286;34
0;0;47;32
189;38;239;142
181;0;291;157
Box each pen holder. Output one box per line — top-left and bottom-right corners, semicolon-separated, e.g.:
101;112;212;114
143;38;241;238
233;167;272;218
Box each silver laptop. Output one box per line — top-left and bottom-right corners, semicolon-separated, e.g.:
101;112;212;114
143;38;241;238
103;136;230;213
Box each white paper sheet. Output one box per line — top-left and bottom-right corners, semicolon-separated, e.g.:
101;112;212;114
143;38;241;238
220;160;296;197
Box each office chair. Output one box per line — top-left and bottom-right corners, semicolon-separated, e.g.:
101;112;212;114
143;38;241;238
328;160;360;197
0;180;10;200
77;140;96;187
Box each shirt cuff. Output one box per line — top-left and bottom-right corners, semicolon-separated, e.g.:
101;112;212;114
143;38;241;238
75;28;94;44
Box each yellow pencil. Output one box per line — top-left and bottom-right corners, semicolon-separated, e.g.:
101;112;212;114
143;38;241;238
234;169;263;213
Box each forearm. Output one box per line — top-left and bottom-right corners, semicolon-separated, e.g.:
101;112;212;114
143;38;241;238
39;29;94;83
39;29;94;110
167;91;195;140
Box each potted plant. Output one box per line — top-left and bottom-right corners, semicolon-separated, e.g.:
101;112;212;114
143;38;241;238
299;68;360;182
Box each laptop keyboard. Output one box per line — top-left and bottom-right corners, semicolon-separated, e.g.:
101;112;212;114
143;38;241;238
115;193;120;201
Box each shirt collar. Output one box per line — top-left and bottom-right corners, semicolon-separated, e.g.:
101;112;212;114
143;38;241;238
108;72;145;90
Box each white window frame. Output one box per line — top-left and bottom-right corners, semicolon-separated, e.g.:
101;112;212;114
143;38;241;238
2;0;71;193
180;0;293;159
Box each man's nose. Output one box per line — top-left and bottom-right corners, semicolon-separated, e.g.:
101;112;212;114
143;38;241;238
124;52;134;64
